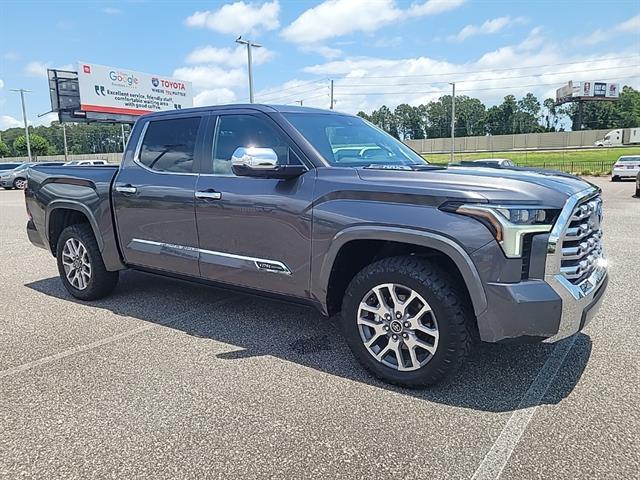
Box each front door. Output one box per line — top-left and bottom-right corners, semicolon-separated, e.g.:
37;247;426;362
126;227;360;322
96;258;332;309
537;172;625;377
194;112;314;299
113;114;205;277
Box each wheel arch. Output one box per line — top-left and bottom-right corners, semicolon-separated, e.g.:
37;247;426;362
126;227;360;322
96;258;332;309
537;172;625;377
46;201;104;255
317;226;488;318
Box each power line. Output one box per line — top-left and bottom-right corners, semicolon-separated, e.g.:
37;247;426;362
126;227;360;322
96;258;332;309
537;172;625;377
262;85;329;104
334;65;640;88
241;78;328;102
333;76;640;96
333;55;640;80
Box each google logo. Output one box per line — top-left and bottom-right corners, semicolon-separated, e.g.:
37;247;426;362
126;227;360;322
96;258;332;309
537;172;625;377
109;71;139;86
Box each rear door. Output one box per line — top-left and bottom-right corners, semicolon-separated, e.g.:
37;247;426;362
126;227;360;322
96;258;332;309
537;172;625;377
193;111;315;298
112;114;206;277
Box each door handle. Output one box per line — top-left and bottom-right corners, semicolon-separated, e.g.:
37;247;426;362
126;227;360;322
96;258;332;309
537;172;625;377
115;184;137;194
195;189;222;200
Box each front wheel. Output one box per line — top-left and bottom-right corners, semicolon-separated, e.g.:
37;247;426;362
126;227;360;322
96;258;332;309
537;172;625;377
341;256;473;388
13;178;27;189
56;224;119;300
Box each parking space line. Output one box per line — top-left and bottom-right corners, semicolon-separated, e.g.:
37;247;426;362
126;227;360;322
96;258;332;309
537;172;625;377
0;298;234;379
471;335;577;480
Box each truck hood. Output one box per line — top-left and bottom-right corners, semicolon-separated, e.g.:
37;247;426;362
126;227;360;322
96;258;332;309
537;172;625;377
355;165;595;207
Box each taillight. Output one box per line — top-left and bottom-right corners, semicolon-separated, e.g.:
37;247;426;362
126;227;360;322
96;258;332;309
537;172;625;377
614;163;621;168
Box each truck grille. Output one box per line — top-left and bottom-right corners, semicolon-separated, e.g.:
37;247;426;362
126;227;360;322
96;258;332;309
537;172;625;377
559;196;604;285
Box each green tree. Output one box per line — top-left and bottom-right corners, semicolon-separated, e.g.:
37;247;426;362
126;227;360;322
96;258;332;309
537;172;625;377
0;140;10;157
394;104;424;139
13;134;50;157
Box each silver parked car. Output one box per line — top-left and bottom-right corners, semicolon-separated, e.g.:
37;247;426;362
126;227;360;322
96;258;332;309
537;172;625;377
63;159;109;166
1;162;65;189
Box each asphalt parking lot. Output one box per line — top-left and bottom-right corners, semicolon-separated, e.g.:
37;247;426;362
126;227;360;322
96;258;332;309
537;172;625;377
0;178;638;479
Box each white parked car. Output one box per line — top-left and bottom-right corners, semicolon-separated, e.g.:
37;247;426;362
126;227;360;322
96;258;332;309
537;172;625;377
63;159;109;166
611;155;640;182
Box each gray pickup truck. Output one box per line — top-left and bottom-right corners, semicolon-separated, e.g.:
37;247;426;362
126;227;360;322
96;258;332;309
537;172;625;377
25;105;608;387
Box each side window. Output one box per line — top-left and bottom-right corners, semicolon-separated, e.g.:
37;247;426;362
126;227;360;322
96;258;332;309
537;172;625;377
212;114;300;175
138;117;201;173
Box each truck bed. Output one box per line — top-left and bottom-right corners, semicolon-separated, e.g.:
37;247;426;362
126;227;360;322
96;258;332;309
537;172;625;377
25;164;124;270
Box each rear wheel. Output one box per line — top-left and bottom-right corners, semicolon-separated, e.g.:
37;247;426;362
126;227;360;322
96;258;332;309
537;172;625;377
56;224;119;300
612;176;620;182
341;256;473;388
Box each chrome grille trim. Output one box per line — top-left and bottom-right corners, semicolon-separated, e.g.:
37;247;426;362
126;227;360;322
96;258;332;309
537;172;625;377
558;196;604;286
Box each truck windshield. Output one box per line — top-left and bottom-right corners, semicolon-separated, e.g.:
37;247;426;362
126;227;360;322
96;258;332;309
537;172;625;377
283;113;427;167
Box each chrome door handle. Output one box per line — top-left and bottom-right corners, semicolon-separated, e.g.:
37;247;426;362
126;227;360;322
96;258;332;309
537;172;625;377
115;185;137;194
196;190;222;200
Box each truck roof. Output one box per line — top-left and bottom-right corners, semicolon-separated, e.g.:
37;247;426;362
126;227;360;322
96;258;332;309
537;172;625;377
140;104;348;120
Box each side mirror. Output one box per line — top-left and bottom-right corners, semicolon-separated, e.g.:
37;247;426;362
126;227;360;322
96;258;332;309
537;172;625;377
231;147;306;179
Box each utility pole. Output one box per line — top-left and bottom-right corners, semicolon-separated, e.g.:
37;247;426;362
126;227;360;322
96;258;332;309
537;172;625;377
11;88;32;161
330;80;334;110
235;36;262;103
450;82;456;163
62;123;69;161
121;124;127;151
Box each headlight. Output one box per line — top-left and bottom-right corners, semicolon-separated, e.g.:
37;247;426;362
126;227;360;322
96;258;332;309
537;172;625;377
446;204;558;258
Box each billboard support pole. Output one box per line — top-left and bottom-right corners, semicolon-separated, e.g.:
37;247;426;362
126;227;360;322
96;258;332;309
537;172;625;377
577;101;584;131
121;124;126;151
62;123;69;161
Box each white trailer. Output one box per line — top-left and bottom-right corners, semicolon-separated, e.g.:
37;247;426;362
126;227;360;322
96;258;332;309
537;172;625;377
594;128;640;147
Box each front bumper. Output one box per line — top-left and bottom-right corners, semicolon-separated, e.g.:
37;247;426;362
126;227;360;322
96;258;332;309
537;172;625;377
0;178;13;187
476;186;608;344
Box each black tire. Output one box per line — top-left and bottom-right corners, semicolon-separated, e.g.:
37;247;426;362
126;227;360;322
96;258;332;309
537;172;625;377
612;176;620;182
56;224;119;300
13;177;27;189
341;256;473;388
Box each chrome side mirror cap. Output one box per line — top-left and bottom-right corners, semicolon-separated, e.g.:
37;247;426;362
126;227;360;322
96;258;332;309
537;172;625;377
231;146;306;179
232;147;279;171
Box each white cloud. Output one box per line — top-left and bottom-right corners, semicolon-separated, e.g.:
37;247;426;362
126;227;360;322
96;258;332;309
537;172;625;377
282;0;466;44
300;44;343;59
282;0;403;44
173;65;246;89
409;0;467;16
102;7;122;15
285;28;640;115
2;51;19;61
1;115;23;129
186;45;274;67
34;112;59;127
24;61;50;78
0;78;4;89
448;16;527;43
581;14;640;45
617;14;640;33
194;88;237;106
185;1;280;35
24;61;73;78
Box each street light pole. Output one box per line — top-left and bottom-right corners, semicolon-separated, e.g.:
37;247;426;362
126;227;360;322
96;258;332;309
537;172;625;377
11;88;32;161
235;36;262;103
450;82;456;163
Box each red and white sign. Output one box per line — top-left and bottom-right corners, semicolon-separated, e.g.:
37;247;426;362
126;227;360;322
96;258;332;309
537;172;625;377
77;62;193;116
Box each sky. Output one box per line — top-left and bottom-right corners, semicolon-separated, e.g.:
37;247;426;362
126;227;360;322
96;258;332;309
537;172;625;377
0;0;639;130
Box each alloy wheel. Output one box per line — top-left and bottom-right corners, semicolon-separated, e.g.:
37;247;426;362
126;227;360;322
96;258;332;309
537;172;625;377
357;283;439;371
61;238;92;290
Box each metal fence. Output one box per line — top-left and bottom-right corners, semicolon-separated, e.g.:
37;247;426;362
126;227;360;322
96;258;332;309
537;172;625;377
405;129;613;153
513;160;616;174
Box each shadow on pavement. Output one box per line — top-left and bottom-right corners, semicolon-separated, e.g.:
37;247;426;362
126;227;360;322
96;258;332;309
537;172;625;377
26;269;592;413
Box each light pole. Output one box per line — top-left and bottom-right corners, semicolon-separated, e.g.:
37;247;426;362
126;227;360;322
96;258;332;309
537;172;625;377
450;82;456;163
11;88;32;161
235;36;262;103
62;123;69;161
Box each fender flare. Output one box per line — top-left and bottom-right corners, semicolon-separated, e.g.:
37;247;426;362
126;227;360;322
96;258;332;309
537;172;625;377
45;200;105;253
317;225;488;316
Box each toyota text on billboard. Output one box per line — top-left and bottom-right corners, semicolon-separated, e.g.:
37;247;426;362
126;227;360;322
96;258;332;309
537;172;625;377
77;62;193;116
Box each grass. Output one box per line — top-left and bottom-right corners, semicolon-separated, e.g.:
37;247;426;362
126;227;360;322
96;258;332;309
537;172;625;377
423;146;640;175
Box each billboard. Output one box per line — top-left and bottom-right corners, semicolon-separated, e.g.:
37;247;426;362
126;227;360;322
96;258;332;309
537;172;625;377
556;80;619;103
77;62;193;116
